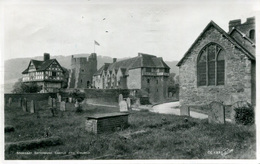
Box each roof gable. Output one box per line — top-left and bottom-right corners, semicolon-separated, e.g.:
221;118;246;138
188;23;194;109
22;59;64;74
177;21;255;67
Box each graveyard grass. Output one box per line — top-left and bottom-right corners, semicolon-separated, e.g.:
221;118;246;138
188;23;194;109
5;102;255;159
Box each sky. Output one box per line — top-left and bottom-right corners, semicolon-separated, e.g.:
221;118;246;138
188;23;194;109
1;0;259;62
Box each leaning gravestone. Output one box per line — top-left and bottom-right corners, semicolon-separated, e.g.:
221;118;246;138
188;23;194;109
30;100;35;113
231;101;251;124
126;97;131;109
48;96;52;106
208;101;225;124
180;105;190;116
118;94;123;103
119;100;128;112
60;101;66;111
22;98;27;112
8;97;12;106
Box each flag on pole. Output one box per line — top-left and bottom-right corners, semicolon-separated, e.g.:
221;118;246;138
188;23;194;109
94;40;100;46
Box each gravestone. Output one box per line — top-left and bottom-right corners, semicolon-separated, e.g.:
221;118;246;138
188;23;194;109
180;106;190;116
208;101;225;124
231;101;251;124
30;100;35;113
69;97;73;103
48;96;52;106
52;98;56;107
19;98;22;107
60;101;66;111
8;97;12;106
169;92;173;98
136;98;140;106
126;97;131;109
119;100;128;112
118;94;123;103
58;95;62;102
22;98;27;112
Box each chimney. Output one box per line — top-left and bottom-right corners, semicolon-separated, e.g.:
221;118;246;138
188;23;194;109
44;53;50;61
113;58;117;63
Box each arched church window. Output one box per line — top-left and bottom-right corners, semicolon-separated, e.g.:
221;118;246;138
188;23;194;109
197;43;225;86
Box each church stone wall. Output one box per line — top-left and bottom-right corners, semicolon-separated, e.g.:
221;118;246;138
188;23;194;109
179;26;253;107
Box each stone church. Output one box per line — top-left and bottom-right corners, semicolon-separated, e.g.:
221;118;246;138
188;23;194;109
177;17;255;108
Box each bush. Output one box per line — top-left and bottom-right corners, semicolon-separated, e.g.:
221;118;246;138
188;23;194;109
12;78;42;93
234;105;254;125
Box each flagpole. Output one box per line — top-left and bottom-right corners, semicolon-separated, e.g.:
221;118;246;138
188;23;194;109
94;41;95;53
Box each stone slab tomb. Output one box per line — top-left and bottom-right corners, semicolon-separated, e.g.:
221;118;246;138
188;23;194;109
85;112;129;134
208;101;225;124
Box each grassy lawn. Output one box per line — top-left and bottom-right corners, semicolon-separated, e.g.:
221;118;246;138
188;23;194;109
5;101;255;159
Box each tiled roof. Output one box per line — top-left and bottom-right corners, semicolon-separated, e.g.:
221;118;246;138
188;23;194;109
177;21;255;66
22;59;63;74
94;63;111;76
94;53;170;76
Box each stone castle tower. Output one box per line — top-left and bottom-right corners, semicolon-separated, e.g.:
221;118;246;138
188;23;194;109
229;17;255;41
67;53;97;88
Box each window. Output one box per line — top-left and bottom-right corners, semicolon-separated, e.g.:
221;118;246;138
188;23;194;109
197;43;225;86
52;72;56;77
249;29;255;40
146;68;151;72
147;79;150;84
165;69;169;73
156;80;159;84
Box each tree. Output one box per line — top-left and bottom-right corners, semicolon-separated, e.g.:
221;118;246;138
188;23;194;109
12;78;42;93
168;73;179;96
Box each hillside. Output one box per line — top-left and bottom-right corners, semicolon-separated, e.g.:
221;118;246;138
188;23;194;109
4;54;179;93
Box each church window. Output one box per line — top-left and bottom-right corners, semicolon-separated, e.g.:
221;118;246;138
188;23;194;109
197;43;225;86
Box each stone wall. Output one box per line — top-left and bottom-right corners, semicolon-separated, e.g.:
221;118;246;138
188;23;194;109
141;76;168;103
127;68;142;89
85;115;128;134
179;26;254;107
4;93;56;102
